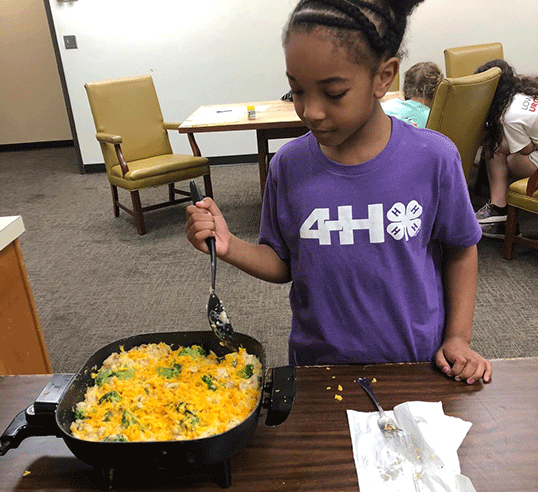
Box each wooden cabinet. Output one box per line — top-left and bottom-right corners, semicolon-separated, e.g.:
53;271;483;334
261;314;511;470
0;217;51;375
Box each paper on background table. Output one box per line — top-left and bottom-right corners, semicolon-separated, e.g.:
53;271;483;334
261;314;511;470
180;106;246;127
180;104;270;128
347;401;476;492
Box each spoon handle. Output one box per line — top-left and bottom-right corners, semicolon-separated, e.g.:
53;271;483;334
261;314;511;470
190;180;217;292
208;237;216;292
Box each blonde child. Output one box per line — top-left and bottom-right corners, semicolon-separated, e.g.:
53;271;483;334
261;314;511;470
382;61;443;127
186;0;492;385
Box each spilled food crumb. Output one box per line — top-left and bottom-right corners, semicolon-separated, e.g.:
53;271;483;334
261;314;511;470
372;378;377;383
23;471;31;477
326;386;331;390
334;394;343;401
338;384;343;391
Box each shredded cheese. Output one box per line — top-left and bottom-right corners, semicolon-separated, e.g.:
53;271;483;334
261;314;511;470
70;343;261;442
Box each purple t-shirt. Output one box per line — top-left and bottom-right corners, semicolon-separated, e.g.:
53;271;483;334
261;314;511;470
259;117;482;366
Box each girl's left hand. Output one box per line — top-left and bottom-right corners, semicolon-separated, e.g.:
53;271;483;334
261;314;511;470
435;337;492;384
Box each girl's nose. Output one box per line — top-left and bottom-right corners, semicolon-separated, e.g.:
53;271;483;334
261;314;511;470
302;97;326;123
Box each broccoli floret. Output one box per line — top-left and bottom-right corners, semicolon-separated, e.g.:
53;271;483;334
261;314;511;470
238;364;254;379
98;391;122;404
74;406;87;421
157;363;182;379
114;367;135;380
103;411;113;422
103;434;128;442
179;346;206;358
201;375;218;391
95;369;114;386
176;402;200;430
121;410;139;428
95;367;134;386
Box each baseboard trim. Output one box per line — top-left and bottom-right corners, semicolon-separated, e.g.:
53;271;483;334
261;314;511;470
82;154;259;173
84;163;106;173
207;154;258;165
0;140;74;152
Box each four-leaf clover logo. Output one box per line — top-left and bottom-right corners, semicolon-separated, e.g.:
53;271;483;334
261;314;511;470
386;201;422;241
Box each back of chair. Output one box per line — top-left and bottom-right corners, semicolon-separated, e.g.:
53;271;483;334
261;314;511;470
85;75;173;174
444;42;504;78
426;67;501;182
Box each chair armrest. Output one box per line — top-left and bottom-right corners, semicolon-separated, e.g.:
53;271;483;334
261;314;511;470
163;122;181;131
95;132;122;144
526;167;538;196
162;122;202;157
95;133;128;176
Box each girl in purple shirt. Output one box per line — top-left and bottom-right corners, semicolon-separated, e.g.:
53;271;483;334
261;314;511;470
186;0;492;385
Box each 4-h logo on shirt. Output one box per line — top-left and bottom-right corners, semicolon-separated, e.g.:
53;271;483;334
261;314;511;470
299;200;422;245
386;201;422;241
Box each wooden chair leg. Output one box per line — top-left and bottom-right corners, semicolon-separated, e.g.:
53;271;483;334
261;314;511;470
503;205;518;260
110;184;120;217
168;183;175;202
203;174;214;199
130;190;146;235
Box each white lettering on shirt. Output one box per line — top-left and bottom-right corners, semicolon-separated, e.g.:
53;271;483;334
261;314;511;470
300;201;422;245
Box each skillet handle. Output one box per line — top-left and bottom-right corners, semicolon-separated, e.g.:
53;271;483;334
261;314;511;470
0;405;59;456
0;373;74;456
263;366;296;426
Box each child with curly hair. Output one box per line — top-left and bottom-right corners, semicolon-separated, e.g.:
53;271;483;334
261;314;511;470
474;59;538;239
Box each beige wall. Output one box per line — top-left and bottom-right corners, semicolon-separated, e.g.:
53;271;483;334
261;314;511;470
1;0;71;145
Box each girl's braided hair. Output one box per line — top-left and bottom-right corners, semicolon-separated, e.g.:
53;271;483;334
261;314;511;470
475;59;538;156
283;0;426;66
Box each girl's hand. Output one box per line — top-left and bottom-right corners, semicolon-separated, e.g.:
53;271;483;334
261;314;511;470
185;197;231;257
435;337;492;384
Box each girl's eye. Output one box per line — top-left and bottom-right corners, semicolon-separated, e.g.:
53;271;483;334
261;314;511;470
291;89;303;96
326;91;347;100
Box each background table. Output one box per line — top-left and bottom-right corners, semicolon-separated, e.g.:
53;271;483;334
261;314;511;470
2;358;535;491
178;100;307;198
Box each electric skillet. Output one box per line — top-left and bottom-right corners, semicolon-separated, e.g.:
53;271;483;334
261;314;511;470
0;331;296;489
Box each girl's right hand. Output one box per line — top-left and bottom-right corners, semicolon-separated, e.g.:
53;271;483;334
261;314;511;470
185;197;231;257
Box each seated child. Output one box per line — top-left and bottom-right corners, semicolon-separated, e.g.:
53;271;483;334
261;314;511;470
473;59;538;239
382;61;443;128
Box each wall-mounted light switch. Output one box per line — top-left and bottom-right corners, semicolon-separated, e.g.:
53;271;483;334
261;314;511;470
63;35;77;49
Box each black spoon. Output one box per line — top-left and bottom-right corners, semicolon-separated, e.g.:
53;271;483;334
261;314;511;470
189;181;237;351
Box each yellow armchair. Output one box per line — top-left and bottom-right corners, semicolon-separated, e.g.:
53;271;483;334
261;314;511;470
444;42;504;78
85;75;213;235
503;169;538;259
426;68;501;183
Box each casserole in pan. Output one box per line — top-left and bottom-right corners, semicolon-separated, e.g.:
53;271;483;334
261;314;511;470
1;331;296;489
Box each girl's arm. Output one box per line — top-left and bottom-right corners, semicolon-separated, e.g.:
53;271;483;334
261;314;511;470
434;244;493;384
185;198;290;284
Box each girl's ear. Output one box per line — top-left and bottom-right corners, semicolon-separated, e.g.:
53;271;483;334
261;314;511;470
374;57;400;99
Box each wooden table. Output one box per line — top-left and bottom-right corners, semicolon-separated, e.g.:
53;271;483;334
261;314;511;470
2;358;535;491
178;100;307;198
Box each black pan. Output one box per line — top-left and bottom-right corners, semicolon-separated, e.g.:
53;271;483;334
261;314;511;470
1;331;296;489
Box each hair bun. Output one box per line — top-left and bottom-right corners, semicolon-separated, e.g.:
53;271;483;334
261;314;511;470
386;0;426;17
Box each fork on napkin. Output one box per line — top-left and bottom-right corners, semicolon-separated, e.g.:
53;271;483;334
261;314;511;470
347;401;476;492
